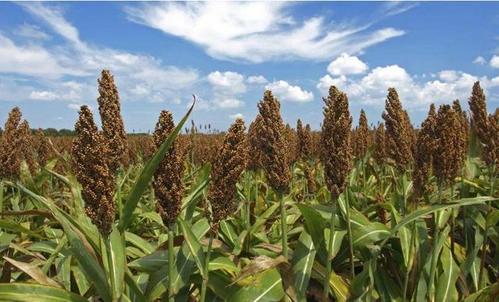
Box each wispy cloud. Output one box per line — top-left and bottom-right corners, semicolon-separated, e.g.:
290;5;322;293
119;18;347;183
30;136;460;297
126;2;405;63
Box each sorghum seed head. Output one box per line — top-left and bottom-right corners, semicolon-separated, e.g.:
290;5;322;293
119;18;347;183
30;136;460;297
353;109;369;159
97;69;128;173
34;129;51;167
0;107;25;179
72;106;115;236
209;118;248;226
320;86;352;200
382;88;414;170
373;123;387;165
18;120;35;173
284;123;299;164
296;119;313;160
433;105;463;185
452;99;469;162
413;104;437;199
247;114;265;171
257;90;291;194
483;109;498;170
469;81;489;145
152;110;184;227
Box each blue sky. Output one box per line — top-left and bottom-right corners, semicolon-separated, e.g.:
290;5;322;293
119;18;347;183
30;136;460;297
0;1;498;132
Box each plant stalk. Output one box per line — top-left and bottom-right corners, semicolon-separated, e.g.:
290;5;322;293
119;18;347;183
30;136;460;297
478;166;495;289
200;230;214;302
403;222;417;302
167;225;175;302
345;190;355;279
279;192;288;258
428;187;442;301
323;200;336;301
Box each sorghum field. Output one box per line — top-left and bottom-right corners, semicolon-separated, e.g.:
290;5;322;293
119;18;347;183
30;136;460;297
0;70;497;302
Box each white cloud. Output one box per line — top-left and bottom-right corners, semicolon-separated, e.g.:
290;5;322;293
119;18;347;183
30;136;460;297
316;64;498;110
29;90;59;101
1;3;200;106
214;98;244;109
0;34;71;78
126;2;405;63
207;71;246;94
316;75;348;95
21;3;87;51
438;70;459;82
473;56;486;65
229;113;244;120
247;75;268;84
490;55;499;68
266;80;314;103
327;53;368;76
15;23;50;40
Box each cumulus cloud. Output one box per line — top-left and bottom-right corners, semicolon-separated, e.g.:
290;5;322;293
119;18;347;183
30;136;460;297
0;34;74;78
316;64;499;109
126;2;405;63
266;80;314;103
490;55;499;68
247;75;268;84
327;53;368;76
473;56;486;65
29;90;59;101
208;71;246;94
213;98;244;109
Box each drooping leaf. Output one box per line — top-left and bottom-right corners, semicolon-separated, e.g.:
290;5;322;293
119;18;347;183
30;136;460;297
0;283;87;302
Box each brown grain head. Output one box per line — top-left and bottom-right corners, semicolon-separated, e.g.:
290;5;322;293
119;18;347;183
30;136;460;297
296;119;313;160
97;69;129;173
483;108;498;170
257;90;291;194
320;86;352;200
452;99;469;162
382;88;414;170
413;104;437;199
353;109;369;159
209;118;248;226
72;105;115;236
433;105;464;185
468;81;489;145
152;110;185;227
373;123;387;165
247;114;265;171
0;107;23;179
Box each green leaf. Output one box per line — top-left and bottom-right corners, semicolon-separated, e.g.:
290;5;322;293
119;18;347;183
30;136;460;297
125;231;154;255
228;268;285;302
0;219;43;238
129;249;168;273
145;218;210;300
292;231;316;301
378;197;494;251
178;218;206;278
0;283;87;302
106;226;126;301
119;101;195;231
209;256;239;274
296;204;327;264
16;185;111;301
436;245;459;302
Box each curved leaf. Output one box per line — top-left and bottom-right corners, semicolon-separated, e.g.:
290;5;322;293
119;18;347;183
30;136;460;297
0;283;87;302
